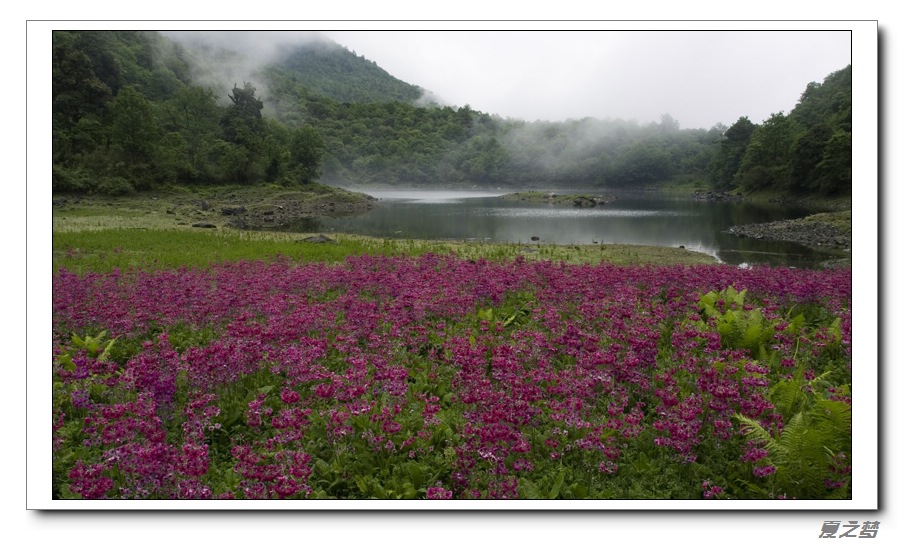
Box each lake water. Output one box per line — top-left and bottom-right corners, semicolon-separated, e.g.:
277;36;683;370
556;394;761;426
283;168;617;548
279;188;850;268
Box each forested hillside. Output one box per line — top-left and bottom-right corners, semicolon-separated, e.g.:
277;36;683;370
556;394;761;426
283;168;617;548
265;40;425;105
709;65;852;196
51;30;852;197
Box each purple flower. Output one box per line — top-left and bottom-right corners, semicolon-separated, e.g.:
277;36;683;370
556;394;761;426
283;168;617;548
426;486;454;499
280;389;300;404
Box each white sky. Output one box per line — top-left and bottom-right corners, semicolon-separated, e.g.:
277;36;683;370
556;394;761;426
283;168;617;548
322;29;852;130
161;26;852;130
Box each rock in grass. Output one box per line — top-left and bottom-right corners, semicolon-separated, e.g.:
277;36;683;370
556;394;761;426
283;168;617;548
299;234;337;243
192;222;217;228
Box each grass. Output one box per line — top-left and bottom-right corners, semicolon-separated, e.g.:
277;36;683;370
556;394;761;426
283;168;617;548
802;210;852;233
53;227;718;274
51;183;374;231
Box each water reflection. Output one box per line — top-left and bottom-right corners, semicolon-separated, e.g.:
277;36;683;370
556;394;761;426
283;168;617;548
474;207;684;218
279;217;323;233
264;188;849;268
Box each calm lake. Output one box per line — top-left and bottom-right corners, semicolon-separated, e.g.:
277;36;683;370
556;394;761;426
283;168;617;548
283;188;850;268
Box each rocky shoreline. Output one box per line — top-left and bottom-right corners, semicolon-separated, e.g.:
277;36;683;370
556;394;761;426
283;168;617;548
692;190;744;202
725;215;851;251
500;191;616;207
221;190;377;229
53;185;379;231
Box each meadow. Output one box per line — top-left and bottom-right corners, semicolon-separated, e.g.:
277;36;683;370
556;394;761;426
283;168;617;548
51;228;852;500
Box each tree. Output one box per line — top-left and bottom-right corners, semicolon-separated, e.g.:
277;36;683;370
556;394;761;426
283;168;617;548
708;116;757;190
222;82;265;144
459;135;508;183
220;82;266;183
162;86;222;180
108;86;160;170
612;141;674;185
790;65;852;132
289;126;326;184
735;113;800;192
658;113;680;134
790;123;833;192
52;33;114;128
810;130;852;195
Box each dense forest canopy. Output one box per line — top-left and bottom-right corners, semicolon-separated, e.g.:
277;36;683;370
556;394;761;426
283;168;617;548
51;30;853;197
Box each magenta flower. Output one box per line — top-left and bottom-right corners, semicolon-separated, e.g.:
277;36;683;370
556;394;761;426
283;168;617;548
426;486;454;499
53;254;851;500
382;420;403;434
280;389;301;404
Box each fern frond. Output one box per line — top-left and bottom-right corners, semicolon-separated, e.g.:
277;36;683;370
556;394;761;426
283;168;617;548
735;414;780;455
811;399;852;453
775;412;810;462
769;378;806;419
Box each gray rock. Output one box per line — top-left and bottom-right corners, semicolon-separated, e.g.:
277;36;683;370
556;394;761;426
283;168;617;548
726;220;851;250
299;234;337;244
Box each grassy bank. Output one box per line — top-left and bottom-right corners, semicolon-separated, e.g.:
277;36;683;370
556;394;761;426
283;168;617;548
53;228;717;274
802;210;853;232
52;183;377;232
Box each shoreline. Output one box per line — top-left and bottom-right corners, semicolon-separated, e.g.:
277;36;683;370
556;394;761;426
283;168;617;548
498;191;617;208
52;184;379;232
725;211;851;251
53;185;852;269
724;211;852;268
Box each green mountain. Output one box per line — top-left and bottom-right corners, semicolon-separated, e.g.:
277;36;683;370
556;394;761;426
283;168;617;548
264;40;425;105
51;30;852;197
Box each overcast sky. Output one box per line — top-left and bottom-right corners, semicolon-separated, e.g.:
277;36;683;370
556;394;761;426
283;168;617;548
163;29;852;131
321;30;852;130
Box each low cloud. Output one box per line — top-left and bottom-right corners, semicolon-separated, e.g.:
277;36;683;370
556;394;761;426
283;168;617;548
160;30;324;103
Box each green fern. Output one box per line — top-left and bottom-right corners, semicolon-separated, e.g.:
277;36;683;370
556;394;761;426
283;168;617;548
769;374;809;421
736;391;851;499
697;287;775;359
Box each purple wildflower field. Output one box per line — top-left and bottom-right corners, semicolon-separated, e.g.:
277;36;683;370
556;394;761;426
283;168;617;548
52;254;852;500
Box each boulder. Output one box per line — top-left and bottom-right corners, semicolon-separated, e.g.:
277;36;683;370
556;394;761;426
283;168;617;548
300;234;337;244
